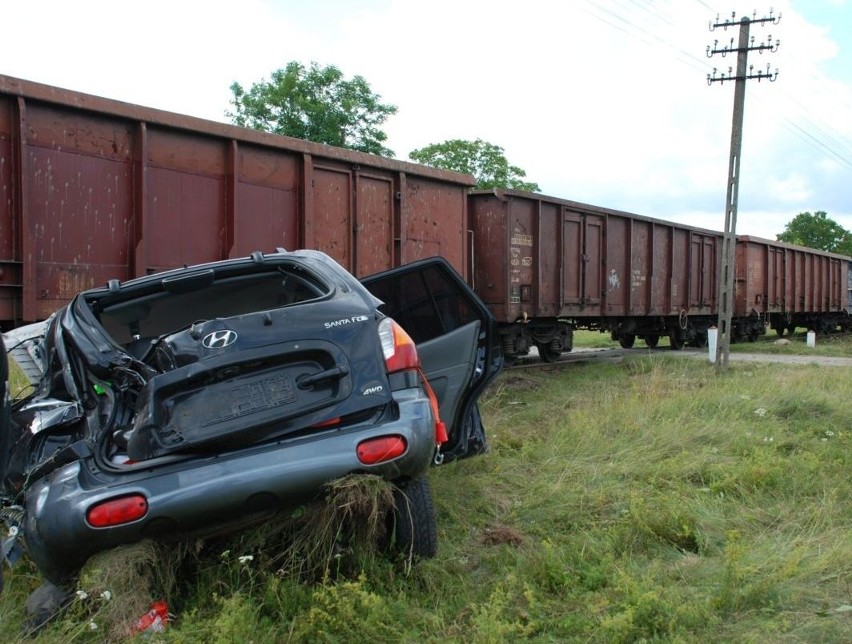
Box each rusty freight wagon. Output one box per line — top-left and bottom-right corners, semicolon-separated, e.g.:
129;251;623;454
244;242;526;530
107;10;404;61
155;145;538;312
735;236;850;338
468;190;723;361
0;74;475;329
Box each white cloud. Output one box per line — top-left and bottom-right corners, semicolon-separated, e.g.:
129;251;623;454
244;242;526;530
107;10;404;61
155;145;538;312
767;172;813;202
1;0;850;241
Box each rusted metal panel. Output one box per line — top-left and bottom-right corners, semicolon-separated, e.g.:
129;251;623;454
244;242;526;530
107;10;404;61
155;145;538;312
736;236;849;317
0;96;19;322
469;190;722;326
601;210;718;318
582;215;604;309
232;143;300;257
145;128;227;271
0;73;475;326
400;177;467;272
690;231;718;311
468;192;510;320
534;200;559;315
311;165;353;267
21;103;136;318
354;173;394;276
469;191;567;324
504;196;536;319
469;191;600;324
561;212;583;307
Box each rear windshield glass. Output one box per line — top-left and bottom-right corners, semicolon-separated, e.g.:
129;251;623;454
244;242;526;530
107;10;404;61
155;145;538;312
98;270;329;346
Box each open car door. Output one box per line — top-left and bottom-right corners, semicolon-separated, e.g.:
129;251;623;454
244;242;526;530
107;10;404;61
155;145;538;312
361;258;503;461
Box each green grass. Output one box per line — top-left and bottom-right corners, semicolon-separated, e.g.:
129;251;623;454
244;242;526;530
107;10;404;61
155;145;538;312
574;328;852;357
2;356;852;641
7;358;34;399
730;330;852;357
572;329;619;349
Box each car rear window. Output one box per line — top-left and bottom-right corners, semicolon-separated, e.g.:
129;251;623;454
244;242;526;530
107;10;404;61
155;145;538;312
98;270;329;346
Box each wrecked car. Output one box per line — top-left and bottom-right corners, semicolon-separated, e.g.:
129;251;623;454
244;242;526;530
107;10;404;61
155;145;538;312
0;249;501;586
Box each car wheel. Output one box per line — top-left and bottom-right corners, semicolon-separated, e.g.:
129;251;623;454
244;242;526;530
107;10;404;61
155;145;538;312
389;477;437;558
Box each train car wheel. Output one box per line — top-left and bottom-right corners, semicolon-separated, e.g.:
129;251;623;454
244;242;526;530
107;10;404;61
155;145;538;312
669;332;685;350
692;331;708;348
618;335;635;349
643;335;659;349
536;343;562;363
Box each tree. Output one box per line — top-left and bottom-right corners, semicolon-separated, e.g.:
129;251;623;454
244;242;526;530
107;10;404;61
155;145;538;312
228;61;398;157
777;211;852;256
408;139;540;191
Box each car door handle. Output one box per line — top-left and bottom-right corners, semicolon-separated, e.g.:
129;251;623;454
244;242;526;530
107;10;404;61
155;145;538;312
297;365;350;389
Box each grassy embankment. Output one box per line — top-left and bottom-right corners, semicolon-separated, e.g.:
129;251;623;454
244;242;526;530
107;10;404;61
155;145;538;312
1;343;851;641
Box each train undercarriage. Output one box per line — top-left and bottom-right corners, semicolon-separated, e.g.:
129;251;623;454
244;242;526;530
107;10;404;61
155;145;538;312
499;309;851;363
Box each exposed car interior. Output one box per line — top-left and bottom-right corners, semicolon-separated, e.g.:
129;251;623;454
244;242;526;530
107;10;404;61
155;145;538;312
96;268;329;352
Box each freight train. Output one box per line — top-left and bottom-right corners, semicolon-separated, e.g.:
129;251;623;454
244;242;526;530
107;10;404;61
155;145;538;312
469;190;851;362
2;74;850;362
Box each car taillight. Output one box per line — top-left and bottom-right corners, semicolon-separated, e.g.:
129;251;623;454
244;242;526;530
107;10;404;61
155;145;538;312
311;416;341;429
86;494;148;528
357;435;408;464
377;318;447;448
378;318;420;373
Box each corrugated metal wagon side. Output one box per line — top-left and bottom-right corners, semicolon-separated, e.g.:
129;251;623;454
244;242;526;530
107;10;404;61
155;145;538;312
468;190;724;360
736;236;851;337
0;74;474;328
468;190;594;362
601;207;721;350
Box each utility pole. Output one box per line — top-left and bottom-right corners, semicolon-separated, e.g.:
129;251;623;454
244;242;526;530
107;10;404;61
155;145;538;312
707;11;779;371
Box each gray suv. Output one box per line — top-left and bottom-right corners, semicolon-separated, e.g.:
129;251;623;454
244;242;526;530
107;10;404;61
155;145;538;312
0;249;501;586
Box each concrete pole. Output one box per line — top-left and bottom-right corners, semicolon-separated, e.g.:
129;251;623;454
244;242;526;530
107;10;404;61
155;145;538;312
715;16;751;372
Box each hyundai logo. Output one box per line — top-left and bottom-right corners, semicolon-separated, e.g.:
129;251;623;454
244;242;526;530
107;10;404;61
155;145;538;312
202;330;238;349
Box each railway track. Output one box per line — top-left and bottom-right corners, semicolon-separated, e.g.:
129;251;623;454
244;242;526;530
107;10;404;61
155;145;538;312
505;345;852;369
504;347;626;369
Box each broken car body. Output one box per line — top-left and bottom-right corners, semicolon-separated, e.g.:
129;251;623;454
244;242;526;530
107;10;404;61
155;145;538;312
0;249;501;585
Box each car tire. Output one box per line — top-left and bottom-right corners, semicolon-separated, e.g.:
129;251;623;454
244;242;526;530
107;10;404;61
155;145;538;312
389;477;437;558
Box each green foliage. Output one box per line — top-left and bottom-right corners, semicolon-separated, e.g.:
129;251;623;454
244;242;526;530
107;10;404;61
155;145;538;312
289;575;400;641
408;138;540;191
776;210;852;256
228;61;398;156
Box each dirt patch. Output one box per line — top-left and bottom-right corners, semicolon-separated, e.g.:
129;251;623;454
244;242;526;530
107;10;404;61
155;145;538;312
481;524;525;547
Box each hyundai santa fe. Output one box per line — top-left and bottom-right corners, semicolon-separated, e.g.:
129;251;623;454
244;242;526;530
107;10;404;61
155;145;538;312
0;249;501;587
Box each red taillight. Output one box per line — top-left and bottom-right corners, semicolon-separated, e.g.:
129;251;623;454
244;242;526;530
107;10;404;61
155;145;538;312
357;435;408;465
311;416;341;429
378;318;420;373
86;494;148;528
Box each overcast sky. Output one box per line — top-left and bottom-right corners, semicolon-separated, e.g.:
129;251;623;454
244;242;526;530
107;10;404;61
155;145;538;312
2;0;850;241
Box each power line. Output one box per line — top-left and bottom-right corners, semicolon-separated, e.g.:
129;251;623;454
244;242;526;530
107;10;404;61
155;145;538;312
759;85;852;169
575;0;852;176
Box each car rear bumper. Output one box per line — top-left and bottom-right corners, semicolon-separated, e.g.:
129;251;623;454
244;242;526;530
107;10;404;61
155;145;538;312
23;388;435;584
